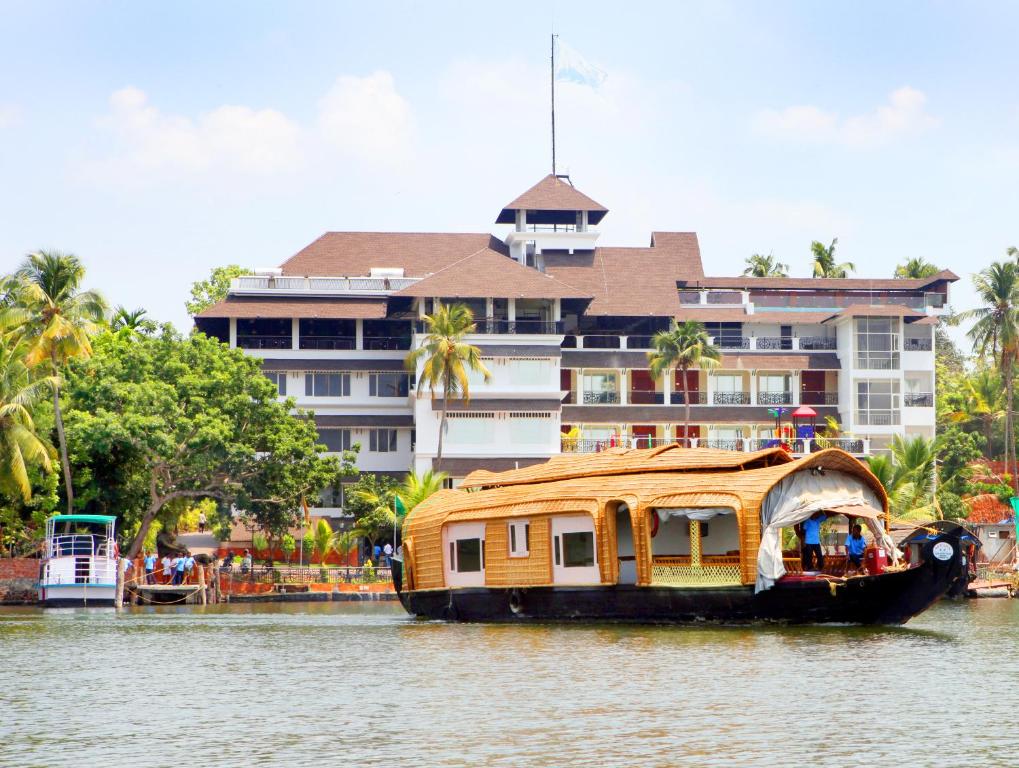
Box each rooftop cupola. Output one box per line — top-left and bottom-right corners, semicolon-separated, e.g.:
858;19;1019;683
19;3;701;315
497;174;607;268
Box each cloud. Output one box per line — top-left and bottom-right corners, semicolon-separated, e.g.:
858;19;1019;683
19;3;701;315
0;104;21;128
317;71;414;165
752;86;938;147
97;86;301;178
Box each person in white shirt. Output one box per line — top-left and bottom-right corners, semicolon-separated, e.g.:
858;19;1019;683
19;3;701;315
383;542;394;567
161;555;172;583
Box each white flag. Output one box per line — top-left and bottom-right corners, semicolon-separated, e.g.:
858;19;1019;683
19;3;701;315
555;40;607;89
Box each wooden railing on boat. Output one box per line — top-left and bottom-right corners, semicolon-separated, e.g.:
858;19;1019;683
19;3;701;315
650;556;742;587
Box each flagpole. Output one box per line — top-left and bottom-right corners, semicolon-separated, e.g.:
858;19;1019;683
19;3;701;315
551;33;557;175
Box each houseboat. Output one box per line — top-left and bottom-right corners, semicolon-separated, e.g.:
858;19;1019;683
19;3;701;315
394;446;965;625
38;514;118;607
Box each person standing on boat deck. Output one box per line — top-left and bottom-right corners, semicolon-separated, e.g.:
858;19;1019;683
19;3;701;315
846;524;867;574
801;512;827;571
143;551;157;585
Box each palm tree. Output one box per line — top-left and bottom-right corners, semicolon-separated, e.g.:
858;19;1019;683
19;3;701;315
333;529;360;567
647;320;721;446
110;306;157;335
810;238;855;278
959;260;1019;489
313;518;334;566
397;469;447;514
867;436;939;521
406;303;491;468
0;342;57;502
894;258;939;279
16;250;108;513
743;253;789;277
949;369;1003;458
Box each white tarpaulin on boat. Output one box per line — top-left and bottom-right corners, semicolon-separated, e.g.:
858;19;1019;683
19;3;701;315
657;507;735;522
756;469;899;593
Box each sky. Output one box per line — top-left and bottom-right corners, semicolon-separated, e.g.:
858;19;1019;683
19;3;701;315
1;1;1017;342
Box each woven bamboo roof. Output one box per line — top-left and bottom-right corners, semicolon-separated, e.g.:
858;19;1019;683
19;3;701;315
460;444;792;490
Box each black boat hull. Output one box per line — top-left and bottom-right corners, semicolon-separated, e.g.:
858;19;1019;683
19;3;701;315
394;532;964;626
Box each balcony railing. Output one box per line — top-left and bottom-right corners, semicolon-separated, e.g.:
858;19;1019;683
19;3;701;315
755;337;792;351
904;392;934;407
561;436;869;455
583;391;620;404
629;390;665;405
713;391;751;405
299;336;356;350
670;391;708;405
800;391;840;406
626;335;655;349
798;336;837;351
561;334;839;352
418;318;563;335
579;334;621;349
363;336;412;351
712;337;750;350
237;336;291;350
757;391;793;405
904;338;933;352
234;275;420;293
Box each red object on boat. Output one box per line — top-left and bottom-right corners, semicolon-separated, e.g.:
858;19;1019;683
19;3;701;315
865;546;888;575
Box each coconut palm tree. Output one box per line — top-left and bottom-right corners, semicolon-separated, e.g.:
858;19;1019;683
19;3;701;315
397;469;447;514
647;320;721;446
959;260;1019;489
949;369;1003;458
313;517;334;566
810;238;855;278
868;436;939;521
743;253;789;277
894;258;939;279
406;303;491;468
16;250;108;513
0;342;57;502
110;306;157;336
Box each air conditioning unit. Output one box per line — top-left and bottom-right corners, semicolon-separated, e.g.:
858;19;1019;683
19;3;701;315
987;531;998;538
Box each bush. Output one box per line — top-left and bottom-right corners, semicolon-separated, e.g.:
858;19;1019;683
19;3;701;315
319;568;330;583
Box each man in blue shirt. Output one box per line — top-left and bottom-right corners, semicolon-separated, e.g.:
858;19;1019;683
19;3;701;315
173;553;187;585
800;512;826;572
143;551;157;585
845;524;867;574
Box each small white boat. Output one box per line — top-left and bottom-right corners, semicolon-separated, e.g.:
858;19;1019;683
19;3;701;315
38;514;118;607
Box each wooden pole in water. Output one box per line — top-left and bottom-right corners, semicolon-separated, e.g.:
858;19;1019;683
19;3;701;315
198;563;207;606
115;557;125;611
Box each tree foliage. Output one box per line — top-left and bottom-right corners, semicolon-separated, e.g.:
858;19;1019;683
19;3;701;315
894;258;939;279
810;238;855;278
743;253;788;277
647;320;721;443
185;264;253;316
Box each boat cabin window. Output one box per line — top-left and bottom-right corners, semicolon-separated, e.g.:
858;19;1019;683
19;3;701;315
509;521;530;557
561;532;595;567
442;522;487;588
452;538;484;572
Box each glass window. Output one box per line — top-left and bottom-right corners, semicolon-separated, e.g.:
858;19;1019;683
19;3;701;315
509;521;530;557
562;531;595;567
317;429;351;452
369;429;398;452
713;375;742;393
758;374;790;393
855;317;900;370
304;372;350;397
455;538;483;572
369;373;410;397
264;371;287;396
856;380;901;425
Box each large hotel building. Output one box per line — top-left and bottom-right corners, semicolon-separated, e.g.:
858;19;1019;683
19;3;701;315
195;174;955;512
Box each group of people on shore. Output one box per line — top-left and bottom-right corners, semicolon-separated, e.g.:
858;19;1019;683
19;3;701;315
137;550;197;585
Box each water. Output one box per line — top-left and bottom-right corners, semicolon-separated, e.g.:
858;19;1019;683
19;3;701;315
2;600;1018;768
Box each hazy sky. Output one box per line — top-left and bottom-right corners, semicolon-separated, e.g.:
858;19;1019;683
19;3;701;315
1;1;1017;341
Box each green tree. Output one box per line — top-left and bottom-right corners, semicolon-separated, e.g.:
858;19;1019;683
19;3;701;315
312;518;333;565
333;529;359;565
894;258;939;279
62;328;345;558
16;250;108;514
406;303;491;468
742;253;789;277
185;265;253;316
937;426;982;497
959;260;1019;489
0;340;56;502
281;533;296;564
949;369;1003;458
397;469;447;514
110;306;157;336
346;473;399;553
647;320;721;445
810;238;855;278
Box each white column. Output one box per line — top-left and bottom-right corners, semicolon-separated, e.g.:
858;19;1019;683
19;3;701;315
229;318;237;348
553;298;561;322
355;319;364;350
507;299;516;322
663;370;672;405
749;370;758;406
706;373;715;405
618;369;628;405
291;318;299;351
792;370;801;405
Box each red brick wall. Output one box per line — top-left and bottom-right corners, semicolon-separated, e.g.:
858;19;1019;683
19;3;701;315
0;559;39;579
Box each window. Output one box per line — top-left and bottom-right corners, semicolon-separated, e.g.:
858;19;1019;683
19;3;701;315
369;429;398;452
452;538;484;572
561;531;595;567
855;317;900;370
705;322;745;347
582;371;619;404
317;429;351;453
509;521;530;557
509;412;552;444
264;371;287;396
446;412;495;444
369;372;410;397
857;380;901;426
713;375;742;393
304;372;350;397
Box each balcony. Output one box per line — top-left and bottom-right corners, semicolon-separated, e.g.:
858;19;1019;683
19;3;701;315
583;391;620;404
713;391;750;405
798;336;837;351
670;391;707;405
904;392;934;407
757;391;794;405
561;436;869;456
904;338;932;352
233;275;420;295
800;391;839;406
629;389;665;405
363;336;412;351
712;337;750;350
299;335;356;350
237;335;291;350
561;334;837;352
418;318;563;335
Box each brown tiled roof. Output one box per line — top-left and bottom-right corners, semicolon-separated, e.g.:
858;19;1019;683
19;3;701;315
279;232;507;277
196;297;386;319
395;248;590;300
496;174;608;224
686;270;958;291
963;494;1013;524
674;309;836;325
822;304;925;322
544;233;703;317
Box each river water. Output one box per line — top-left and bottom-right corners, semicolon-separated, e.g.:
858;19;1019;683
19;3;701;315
2;599;1018;767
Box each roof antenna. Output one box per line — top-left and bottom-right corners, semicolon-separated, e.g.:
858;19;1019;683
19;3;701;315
551;32;557;176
